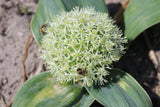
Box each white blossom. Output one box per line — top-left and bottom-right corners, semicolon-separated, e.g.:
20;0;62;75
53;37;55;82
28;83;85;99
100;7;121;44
40;7;127;86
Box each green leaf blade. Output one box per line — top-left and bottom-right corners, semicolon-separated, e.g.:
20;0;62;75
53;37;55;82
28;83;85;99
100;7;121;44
30;0;66;46
124;0;160;41
85;68;152;107
61;0;108;13
12;72;94;107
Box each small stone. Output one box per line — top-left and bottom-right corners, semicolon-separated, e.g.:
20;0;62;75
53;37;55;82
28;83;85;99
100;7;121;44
1;78;8;85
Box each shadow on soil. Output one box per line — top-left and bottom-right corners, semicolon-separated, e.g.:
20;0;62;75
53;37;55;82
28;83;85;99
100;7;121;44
106;2;160;107
114;23;160;107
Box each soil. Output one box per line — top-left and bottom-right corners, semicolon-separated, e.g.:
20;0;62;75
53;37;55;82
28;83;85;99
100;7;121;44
0;0;41;106
0;0;160;107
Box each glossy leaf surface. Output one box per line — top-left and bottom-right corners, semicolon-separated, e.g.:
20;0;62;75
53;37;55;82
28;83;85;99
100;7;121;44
124;0;160;41
85;68;152;107
12;72;94;107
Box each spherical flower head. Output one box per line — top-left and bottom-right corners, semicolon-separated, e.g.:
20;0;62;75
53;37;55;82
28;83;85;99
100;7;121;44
40;7;127;87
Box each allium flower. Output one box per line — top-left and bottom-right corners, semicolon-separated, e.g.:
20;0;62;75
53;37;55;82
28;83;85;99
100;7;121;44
40;7;127;86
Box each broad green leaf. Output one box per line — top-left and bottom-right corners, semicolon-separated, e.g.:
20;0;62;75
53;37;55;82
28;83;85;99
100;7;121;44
31;0;108;47
61;0;107;12
124;0;160;41
73;89;95;107
30;0;66;46
12;72;94;107
85;68;152;107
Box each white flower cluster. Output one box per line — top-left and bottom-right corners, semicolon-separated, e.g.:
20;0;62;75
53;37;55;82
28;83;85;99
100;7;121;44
40;7;127;86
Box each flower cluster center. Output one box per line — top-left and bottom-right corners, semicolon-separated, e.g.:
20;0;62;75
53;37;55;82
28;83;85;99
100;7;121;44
40;7;127;86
